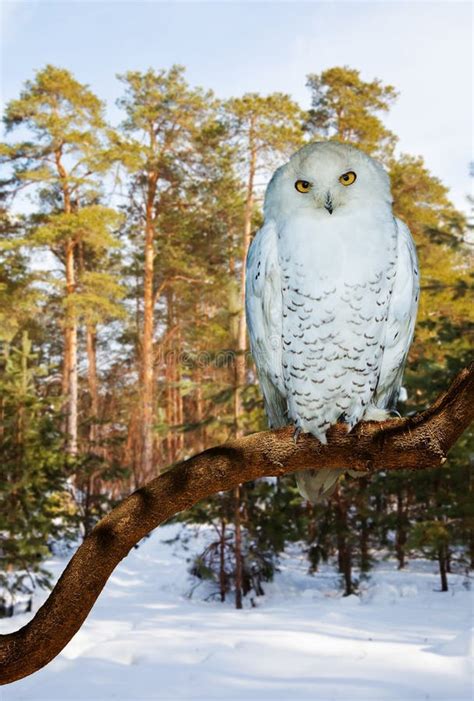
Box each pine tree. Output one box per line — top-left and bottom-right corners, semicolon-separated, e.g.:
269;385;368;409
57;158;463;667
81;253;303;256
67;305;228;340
114;65;219;482
225;92;305;434
0;330;70;616
224;93;304;607
305;66;398;160
1;65;121;459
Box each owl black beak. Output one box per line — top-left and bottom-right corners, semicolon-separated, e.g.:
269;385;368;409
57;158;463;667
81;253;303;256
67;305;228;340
324;192;333;214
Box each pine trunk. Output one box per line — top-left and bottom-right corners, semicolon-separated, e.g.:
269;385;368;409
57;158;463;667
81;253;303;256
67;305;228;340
64;239;78;456
233;130;256;432
82;478;93;539
469;529;474;570
141;199;156;478
438;544;449;592
358;478;370;573
86;324;99;451
396;488;406;569
219;519;226;603
359;515;370;574
335;490;353;596
175;326;184;457
446;547;452;574
343;546;352;597
56;149;78;458
231;131;256;611
194;366;205;454
234;485;243;609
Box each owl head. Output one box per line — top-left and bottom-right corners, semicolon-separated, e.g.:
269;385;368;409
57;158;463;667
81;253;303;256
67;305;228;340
264;141;392;221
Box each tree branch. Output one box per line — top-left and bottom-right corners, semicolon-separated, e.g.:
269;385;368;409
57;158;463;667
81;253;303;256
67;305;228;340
1;363;473;685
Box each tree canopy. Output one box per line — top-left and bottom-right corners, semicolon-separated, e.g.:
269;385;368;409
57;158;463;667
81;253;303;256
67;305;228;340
0;64;472;622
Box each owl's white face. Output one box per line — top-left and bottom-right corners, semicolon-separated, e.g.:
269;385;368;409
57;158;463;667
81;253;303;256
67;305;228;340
264;141;392;222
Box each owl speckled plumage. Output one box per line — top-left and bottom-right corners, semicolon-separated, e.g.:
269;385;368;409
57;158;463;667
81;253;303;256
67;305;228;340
245;142;419;502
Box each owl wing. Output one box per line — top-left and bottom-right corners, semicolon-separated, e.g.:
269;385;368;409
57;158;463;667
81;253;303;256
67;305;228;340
374;217;420;410
245;220;287;428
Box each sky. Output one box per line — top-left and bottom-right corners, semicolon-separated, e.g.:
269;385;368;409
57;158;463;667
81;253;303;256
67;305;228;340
0;0;472;212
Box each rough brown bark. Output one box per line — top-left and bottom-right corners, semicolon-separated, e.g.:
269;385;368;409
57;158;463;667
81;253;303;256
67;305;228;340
0;363;473;684
86;324;99;450
64;238;78;456
194;367;205;454
55;148;78;457
334;488;352;595
233;131;256;428
358;478;371;573
141;209;156;478
395;488;406;569
141;144;159;479
438;544;449;592
232;138;256;609
219;519;227;603
233;485;243;609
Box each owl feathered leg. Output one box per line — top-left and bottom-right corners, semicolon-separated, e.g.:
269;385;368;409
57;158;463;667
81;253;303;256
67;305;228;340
260;372;392;503
294;405;391;503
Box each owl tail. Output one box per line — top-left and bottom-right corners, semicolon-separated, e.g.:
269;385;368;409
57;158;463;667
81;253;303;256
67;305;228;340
295;468;344;503
295;468;366;503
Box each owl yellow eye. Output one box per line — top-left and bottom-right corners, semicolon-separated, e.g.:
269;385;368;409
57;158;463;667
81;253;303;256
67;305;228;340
295;179;312;193
339;171;357;186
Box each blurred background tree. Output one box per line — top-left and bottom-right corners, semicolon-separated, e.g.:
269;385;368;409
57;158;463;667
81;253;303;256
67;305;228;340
0;63;471;614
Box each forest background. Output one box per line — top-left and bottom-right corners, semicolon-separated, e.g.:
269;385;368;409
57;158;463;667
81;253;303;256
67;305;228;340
0;1;472;612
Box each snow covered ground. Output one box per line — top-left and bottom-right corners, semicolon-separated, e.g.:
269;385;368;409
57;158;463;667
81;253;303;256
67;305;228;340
1;523;472;701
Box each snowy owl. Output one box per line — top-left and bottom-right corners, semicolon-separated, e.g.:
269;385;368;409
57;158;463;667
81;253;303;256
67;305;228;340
245;141;419;502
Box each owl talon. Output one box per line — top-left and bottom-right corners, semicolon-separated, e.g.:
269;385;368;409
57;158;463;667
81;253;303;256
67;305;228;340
293;426;302;444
